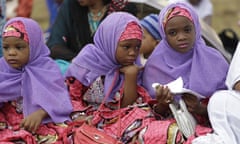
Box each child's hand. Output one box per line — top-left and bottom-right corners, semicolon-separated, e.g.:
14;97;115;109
119;64;143;76
155;85;173;105
20;109;48;133
152;85;173;115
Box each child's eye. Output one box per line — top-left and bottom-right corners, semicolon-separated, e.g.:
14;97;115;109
168;30;177;36
16;46;21;50
2;46;9;50
135;45;140;50
123;46;130;49
16;46;24;50
185;27;192;33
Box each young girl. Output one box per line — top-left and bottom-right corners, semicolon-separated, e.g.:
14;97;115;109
0;17;73;143
143;2;229;126
65;11;149;111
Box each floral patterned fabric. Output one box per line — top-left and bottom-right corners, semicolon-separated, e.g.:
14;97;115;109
0;101;70;143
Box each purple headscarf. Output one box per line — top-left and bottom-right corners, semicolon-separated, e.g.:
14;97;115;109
65;12;142;100
143;2;229;99
0;17;73;123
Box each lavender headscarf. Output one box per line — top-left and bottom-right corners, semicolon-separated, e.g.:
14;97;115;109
65;12;142;100
0;17;73;123
143;2;229;99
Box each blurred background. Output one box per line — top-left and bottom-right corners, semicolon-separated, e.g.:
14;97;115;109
31;0;240;36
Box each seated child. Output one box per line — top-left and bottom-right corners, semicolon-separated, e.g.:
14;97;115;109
65;11;150;114
0;17;73;143
142;2;229;126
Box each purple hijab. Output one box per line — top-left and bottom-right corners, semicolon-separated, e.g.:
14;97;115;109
0;17;73;123
143;2;229;99
65;12;142;100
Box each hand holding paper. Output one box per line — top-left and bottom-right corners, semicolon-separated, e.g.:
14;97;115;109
152;77;205;99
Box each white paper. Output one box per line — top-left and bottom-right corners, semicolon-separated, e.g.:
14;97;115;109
152;77;205;98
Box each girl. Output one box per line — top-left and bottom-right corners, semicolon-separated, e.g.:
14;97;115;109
0;17;73;143
65;11;149;112
143;2;229;126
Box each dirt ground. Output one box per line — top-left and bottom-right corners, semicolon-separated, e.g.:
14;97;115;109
31;0;240;37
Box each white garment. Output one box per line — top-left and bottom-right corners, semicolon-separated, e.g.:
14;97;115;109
208;90;240;144
226;42;240;89
207;42;240;144
192;133;225;144
168;0;213;19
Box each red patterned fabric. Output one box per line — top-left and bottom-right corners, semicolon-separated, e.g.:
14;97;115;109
119;22;142;42
0;129;36;144
0;102;71;143
3;21;29;43
66;77;213;143
108;0;128;14
164;6;193;28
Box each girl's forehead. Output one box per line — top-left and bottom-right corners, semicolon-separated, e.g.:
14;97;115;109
166;16;193;27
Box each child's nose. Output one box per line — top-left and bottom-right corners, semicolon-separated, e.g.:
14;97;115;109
177;33;187;41
128;48;138;56
8;49;17;55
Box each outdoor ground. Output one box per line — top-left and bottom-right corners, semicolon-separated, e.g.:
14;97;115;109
31;0;240;37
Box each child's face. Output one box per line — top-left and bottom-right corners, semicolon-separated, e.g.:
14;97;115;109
3;36;30;69
140;28;159;58
115;39;141;66
165;16;195;53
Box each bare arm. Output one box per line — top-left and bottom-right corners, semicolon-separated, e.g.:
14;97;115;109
119;65;142;107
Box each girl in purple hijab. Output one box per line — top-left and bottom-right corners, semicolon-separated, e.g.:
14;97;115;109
65;12;151;120
143;2;229;125
0;17;73;142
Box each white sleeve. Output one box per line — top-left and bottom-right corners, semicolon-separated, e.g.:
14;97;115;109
226;42;240;89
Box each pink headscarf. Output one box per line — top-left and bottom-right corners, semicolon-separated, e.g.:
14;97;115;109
3;21;29;43
119;21;142;41
164;6;193;28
